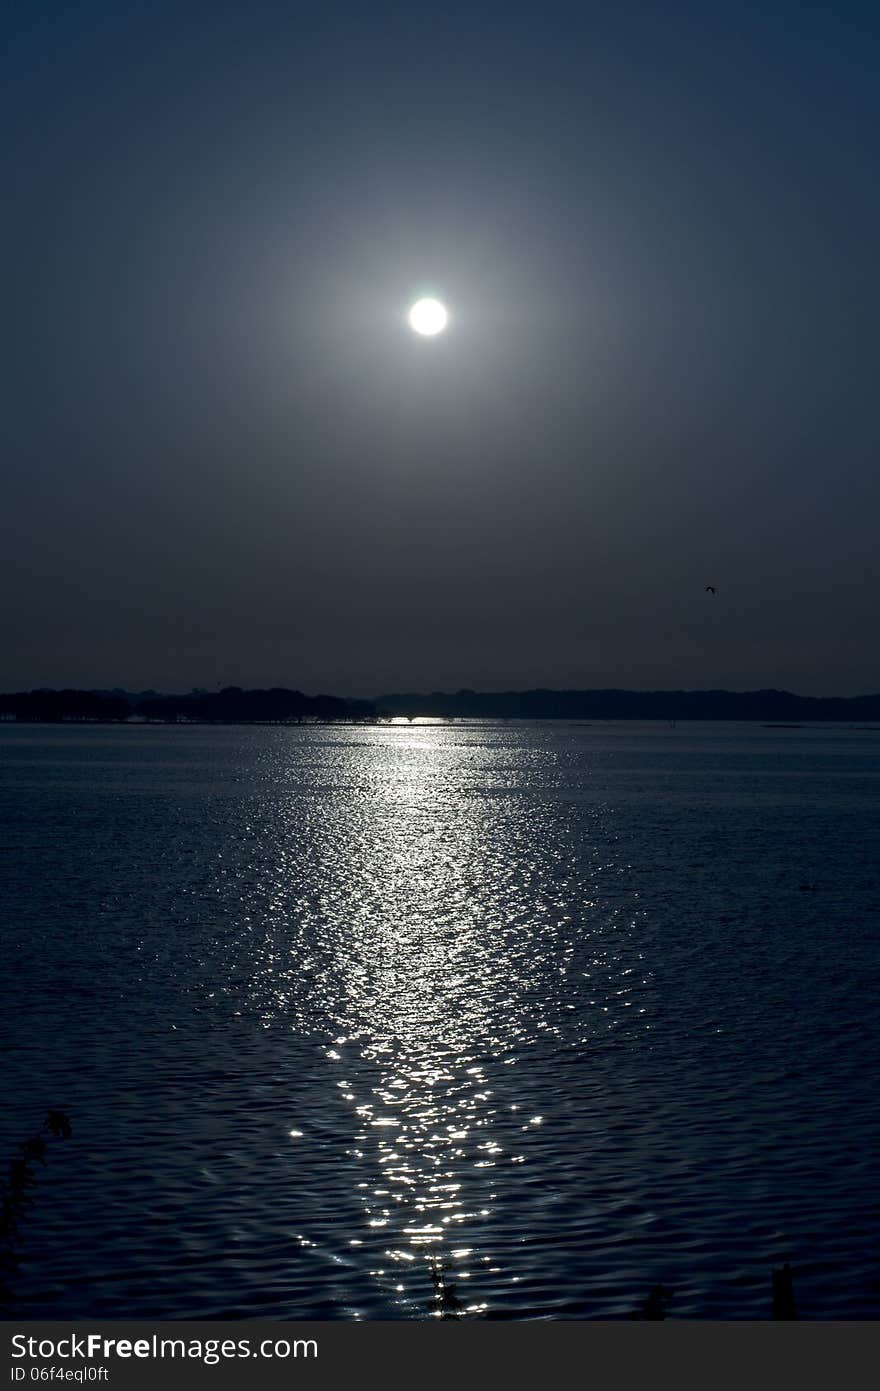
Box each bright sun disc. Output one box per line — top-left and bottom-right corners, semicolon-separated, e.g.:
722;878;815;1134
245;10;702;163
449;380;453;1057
408;297;448;336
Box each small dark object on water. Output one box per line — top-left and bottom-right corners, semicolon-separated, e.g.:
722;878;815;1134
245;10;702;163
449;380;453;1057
44;1110;72;1138
772;1263;796;1319
798;883;819;892
7;1160;36;1198
637;1284;674;1319
18;1137;46;1164
705;585;716;595
429;1255;465;1319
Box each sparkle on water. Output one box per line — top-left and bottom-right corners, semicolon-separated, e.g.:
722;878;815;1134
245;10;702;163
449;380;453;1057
1;722;879;1318
408;297;448;336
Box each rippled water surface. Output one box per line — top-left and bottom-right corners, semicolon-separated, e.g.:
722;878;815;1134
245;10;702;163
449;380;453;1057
2;722;879;1318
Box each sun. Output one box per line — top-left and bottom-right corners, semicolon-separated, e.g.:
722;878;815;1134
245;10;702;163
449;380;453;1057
408;297;448;336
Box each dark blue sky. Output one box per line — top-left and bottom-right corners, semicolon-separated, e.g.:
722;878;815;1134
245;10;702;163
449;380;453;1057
3;2;878;695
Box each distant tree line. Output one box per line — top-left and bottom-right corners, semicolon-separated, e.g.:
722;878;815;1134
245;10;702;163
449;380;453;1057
0;689;131;722
376;687;880;721
2;685;880;724
0;687;378;724
136;687;377;723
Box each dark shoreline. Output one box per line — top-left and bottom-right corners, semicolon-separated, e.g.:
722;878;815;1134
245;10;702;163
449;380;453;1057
4;684;880;726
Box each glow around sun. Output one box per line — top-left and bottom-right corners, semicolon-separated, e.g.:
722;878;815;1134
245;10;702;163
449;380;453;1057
408;297;448;336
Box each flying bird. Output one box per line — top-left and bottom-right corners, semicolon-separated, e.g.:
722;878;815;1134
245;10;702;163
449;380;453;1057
705;585;716;595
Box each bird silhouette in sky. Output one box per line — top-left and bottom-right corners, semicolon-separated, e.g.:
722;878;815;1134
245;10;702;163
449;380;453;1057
705;585;717;595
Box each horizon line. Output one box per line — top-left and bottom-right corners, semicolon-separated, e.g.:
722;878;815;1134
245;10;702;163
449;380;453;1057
3;683;879;702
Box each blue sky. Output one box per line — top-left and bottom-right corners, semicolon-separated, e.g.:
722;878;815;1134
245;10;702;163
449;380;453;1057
3;2;879;693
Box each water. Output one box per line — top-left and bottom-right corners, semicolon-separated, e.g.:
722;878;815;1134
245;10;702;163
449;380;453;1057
1;721;878;1319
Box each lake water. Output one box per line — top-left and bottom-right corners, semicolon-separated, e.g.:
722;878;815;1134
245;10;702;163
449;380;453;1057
1;721;878;1319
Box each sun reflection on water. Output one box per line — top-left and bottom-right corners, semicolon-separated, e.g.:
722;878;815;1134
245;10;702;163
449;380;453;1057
234;727;652;1315
311;738;525;1313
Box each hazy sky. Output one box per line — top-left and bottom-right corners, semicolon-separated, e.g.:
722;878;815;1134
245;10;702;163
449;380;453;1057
3;2;878;696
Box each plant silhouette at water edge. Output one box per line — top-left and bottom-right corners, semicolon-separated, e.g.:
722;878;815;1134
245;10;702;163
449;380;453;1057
0;1109;72;1303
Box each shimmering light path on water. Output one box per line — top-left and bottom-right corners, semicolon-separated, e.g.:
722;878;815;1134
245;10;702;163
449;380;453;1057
1;723;878;1317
